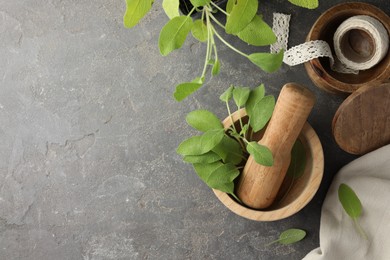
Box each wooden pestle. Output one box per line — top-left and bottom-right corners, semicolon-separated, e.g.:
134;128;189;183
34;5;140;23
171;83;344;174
237;83;316;209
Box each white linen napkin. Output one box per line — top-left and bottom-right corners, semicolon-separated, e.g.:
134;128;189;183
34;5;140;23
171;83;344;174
303;144;390;260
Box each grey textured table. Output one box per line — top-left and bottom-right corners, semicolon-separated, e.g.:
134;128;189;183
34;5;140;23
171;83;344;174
0;0;388;259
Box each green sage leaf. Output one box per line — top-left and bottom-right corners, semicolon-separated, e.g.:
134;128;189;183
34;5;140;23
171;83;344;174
247;95;275;132
212;59;221;76
162;0;180;19
207;163;240;193
233;87;251;107
226;0;235;13
287;140;306;179
208;162;239;185
279;229;306;244
225;0;258;35
278;140;307;204
246;84;265;108
246;141;273;166
193;162;222;184
177;129;224;156
238;15;277;46
248;50;284;73
192;19;208;42
338;183;362;219
194;162;240;188
159;16;193;56
338;184;368;239
186;109;223;132
194;162;239;195
183;151;221;163
190;0;211;7
220;85;235;102
193;162;240;198
123;0;154;28
288;0;318;9
246;84;266;128
212;135;243;165
267;229;306;246
174;81;203;101
214;182;235;197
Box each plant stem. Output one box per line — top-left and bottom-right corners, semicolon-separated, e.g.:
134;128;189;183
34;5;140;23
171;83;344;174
207;14;219;63
187;6;198;17
264;240;279;247
242;137;254;152
211;27;249;58
226;100;237;133
225;132;246;153
235;136;247;152
201;9;212;79
246;118;255;141
212;40;218;63
354;218;368;240
230;192;242;203
226;102;244;152
210;1;230;16
206;15;214;66
225;97;247;152
237;106;245;133
208;12;225;29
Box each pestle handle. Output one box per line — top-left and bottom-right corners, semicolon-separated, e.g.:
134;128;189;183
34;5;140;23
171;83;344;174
237;83;316;209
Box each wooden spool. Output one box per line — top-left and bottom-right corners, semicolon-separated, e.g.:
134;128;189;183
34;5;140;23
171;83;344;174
304;2;390;94
212;109;324;221
332;82;390;155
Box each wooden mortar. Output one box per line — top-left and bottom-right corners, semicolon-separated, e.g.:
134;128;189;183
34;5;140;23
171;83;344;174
236;83;316;209
213;109;323;221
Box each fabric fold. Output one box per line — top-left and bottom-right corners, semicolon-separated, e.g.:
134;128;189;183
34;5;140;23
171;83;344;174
303;145;390;260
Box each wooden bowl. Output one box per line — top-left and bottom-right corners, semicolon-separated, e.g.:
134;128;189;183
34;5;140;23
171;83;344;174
213;109;324;221
304;2;390;94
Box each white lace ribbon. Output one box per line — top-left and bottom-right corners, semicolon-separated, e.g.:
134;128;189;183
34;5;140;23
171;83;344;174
271;13;357;74
270;13;291;54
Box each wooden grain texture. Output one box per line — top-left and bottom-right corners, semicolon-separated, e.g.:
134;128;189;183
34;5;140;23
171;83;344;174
214;111;324;221
332;83;390;154
236;83;316;209
304;2;390;94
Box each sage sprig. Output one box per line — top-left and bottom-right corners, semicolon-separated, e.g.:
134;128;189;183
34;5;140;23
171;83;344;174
168;0;283;101
177;84;275;198
125;0;324;101
266;228;307;246
124;0;319;101
338;183;368;240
